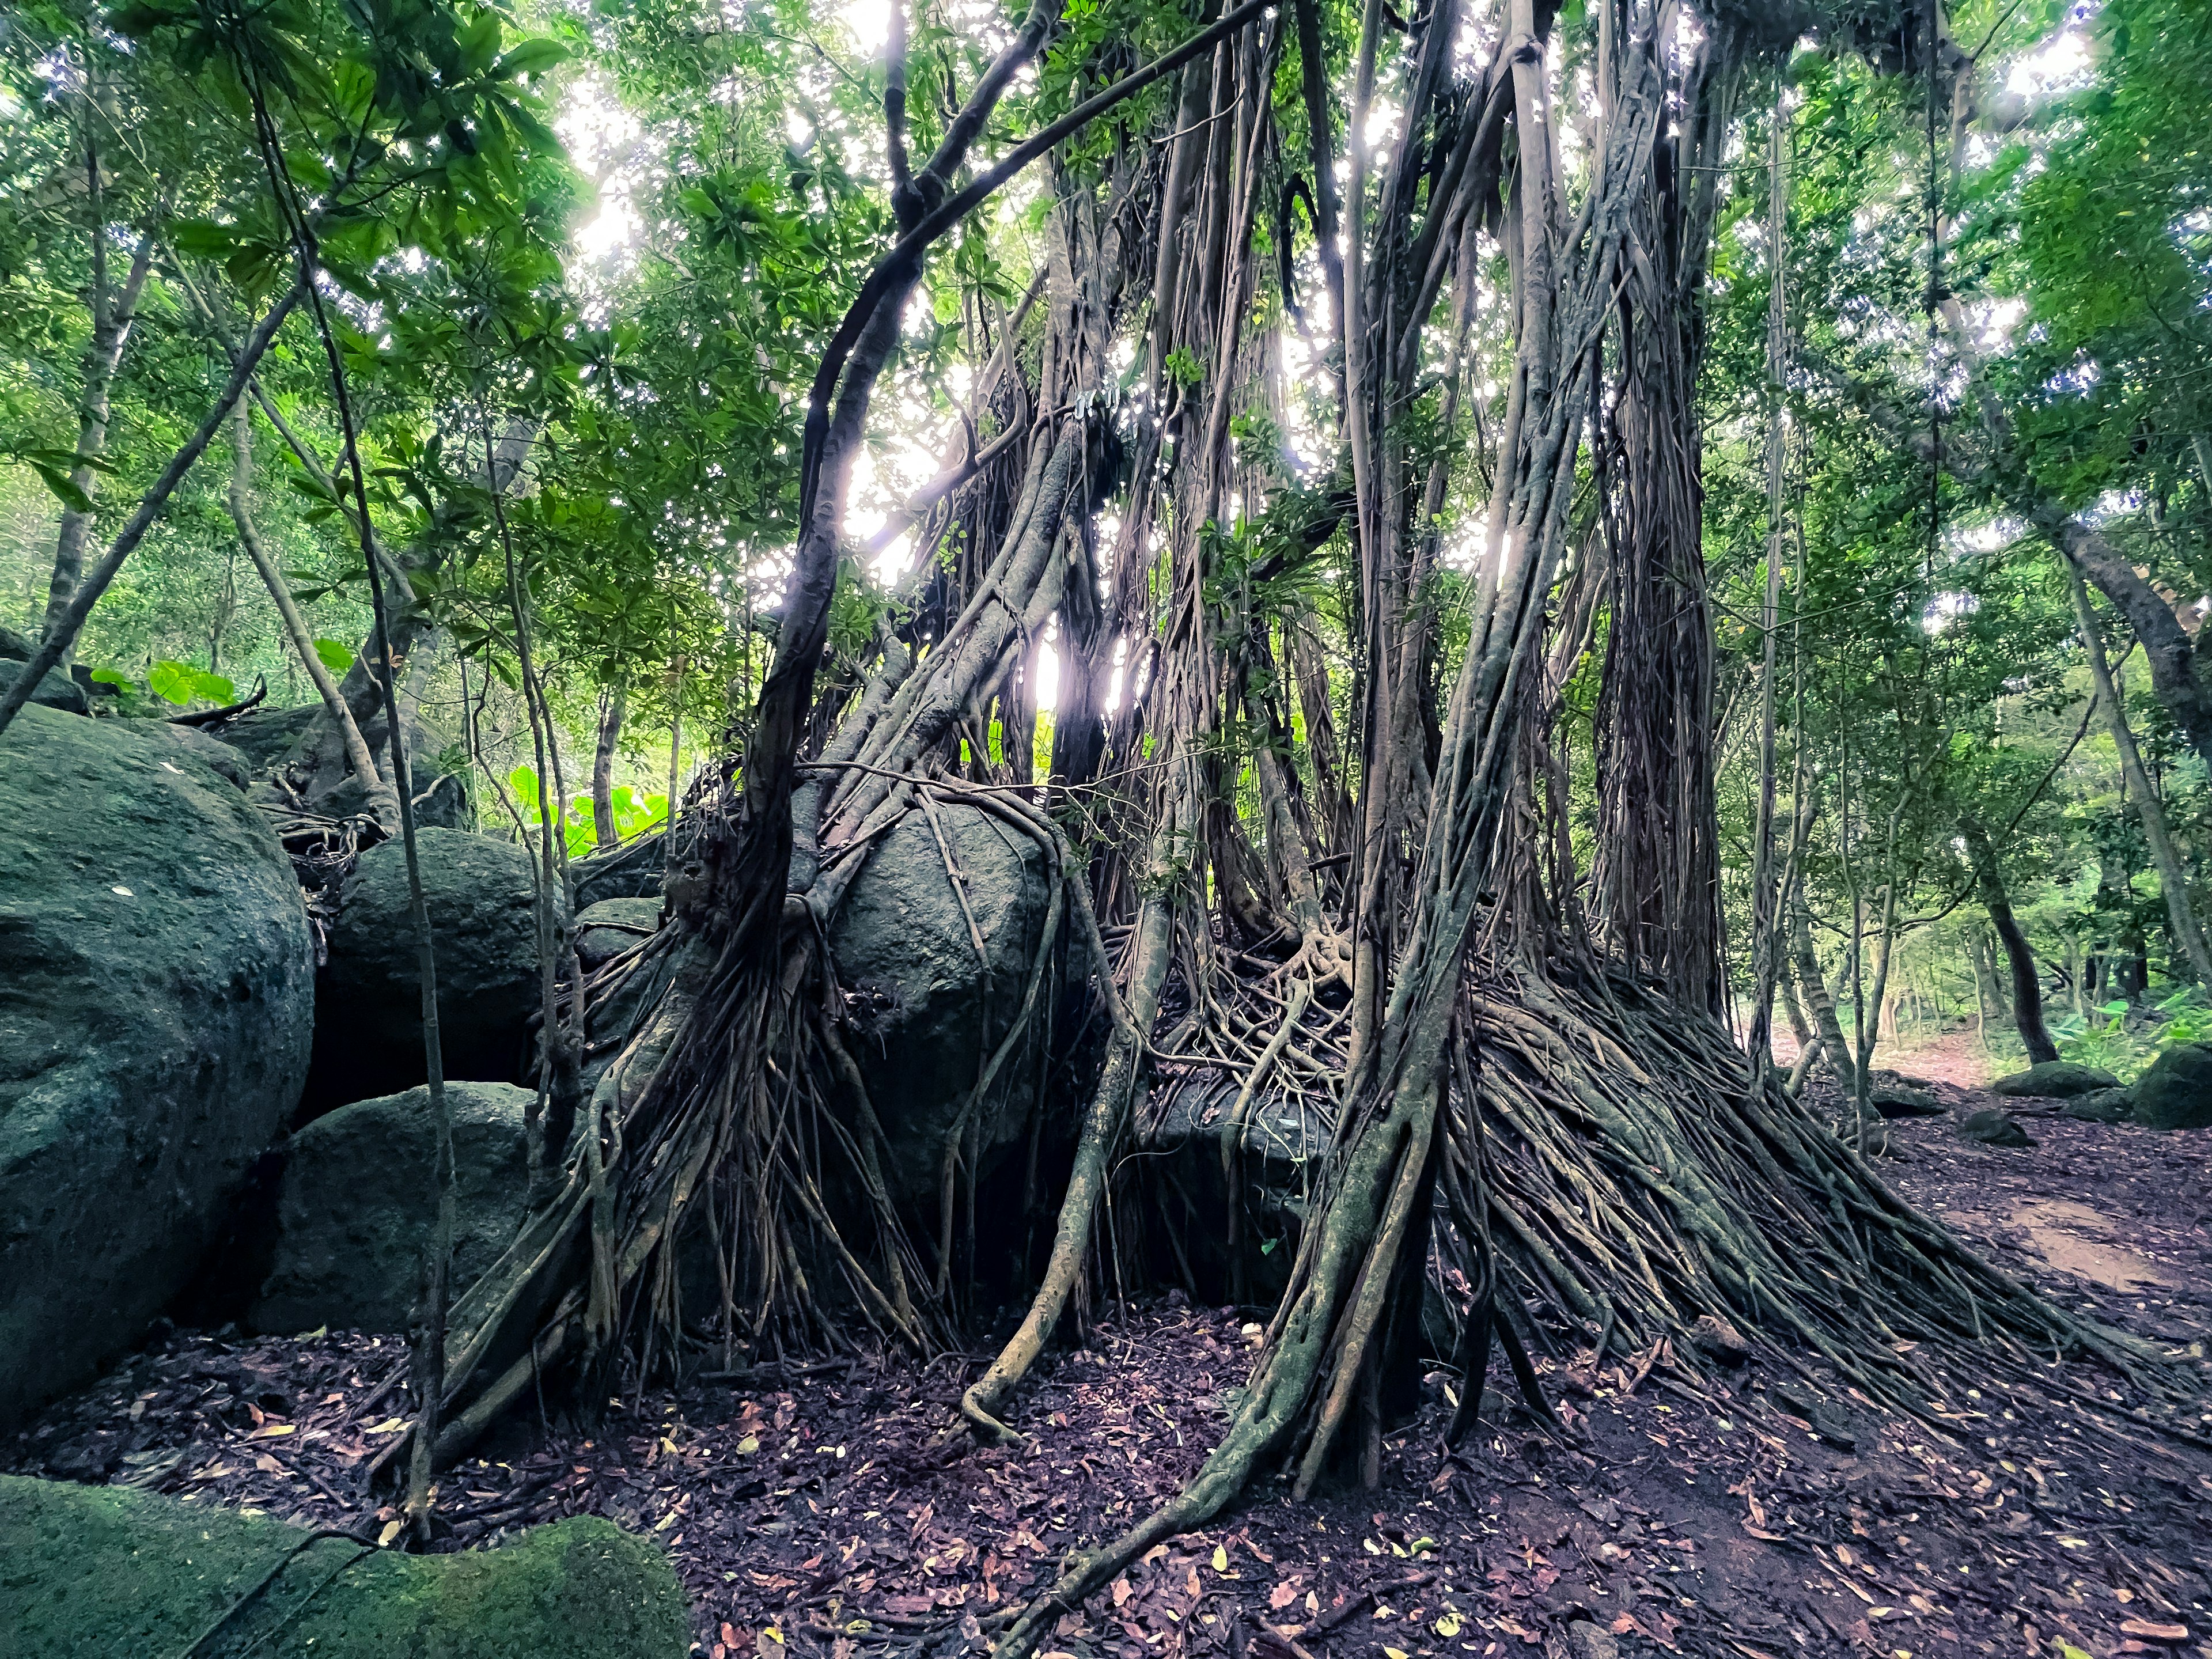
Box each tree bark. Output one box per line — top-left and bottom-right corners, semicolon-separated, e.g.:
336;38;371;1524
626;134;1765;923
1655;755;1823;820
226;397;396;827
1789;902;1857;1094
592;681;627;850
2067;560;2212;984
1958;814;2059;1064
41;109;157;660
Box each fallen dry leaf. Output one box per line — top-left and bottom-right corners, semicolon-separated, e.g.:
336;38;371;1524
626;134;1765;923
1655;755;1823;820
2119;1620;2189;1643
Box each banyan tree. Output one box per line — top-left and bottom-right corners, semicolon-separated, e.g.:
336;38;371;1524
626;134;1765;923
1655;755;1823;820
332;0;2188;1636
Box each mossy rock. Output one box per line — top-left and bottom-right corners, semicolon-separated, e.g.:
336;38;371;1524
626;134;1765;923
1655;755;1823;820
1986;1060;2119;1099
1869;1084;1944;1118
828;802;1053;1211
0;657;88;714
309;828;543;1108
0;704;313;1428
576;896;663;969
2062;1087;2135;1124
2130;1042;2212;1130
247;1081;536;1335
0;1473;690;1658
1959;1107;2035;1147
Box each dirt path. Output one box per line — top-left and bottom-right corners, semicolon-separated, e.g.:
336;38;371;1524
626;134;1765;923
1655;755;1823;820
9;1094;2210;1659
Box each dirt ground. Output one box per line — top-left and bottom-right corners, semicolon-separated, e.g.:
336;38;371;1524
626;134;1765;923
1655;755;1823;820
9;1059;2210;1659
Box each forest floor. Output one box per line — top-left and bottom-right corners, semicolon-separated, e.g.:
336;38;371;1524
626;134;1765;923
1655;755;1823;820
9;1074;2210;1659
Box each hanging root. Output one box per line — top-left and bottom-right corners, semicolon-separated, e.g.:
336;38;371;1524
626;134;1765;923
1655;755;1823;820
955;793;1152;1444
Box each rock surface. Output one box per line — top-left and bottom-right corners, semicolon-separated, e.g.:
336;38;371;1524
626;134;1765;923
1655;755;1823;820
575;833;667;910
828;802;1053;1210
158;724;252;789
210;702;471;828
312;827;543;1106
2063;1086;2135;1124
1869;1084;1945;1118
0;1474;689;1658
0;704;314;1427
248;1081;537;1334
1987;1060;2119;1099
2130;1041;2212;1130
1960;1107;2036;1147
0;657;88;714
577;896;662;969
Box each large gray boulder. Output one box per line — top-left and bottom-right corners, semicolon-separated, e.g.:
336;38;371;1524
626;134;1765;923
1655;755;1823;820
0;704;314;1427
0;1474;690;1658
1988;1059;2119;1098
248;1081;536;1334
2131;1042;2212;1130
310;828;543;1107
828;802;1053;1208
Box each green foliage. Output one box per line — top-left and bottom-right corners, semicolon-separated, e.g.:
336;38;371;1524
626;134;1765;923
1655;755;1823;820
147;660;237;707
507;764;666;858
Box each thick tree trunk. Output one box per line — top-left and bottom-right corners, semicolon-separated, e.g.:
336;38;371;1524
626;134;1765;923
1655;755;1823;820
2043;512;2212;782
1959;815;2059;1064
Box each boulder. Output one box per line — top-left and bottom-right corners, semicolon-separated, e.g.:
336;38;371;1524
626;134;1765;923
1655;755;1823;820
1870;1084;1945;1118
828;802;1053;1209
2130;1042;2212;1130
1987;1060;2119;1099
577;897;663;969
0;1474;690;1658
209;703;473;828
0;704;314;1428
248;1082;537;1334
0;657;89;715
575;832;668;910
206;702;320;772
311;828;544;1108
1959;1107;2035;1147
158;724;252;789
2063;1086;2135;1124
1136;1073;1332;1305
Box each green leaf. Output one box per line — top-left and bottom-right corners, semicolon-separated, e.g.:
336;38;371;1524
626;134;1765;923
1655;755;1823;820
495;39;567;78
457;9;503;74
194;671;237;704
29;463;93;514
89;666;135;688
312;637;356;673
148;661;202;705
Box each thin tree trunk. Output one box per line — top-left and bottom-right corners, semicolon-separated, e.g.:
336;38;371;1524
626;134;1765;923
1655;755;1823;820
0;283;304;743
41;113;158;660
1959;813;2059;1064
2069;560;2212;983
226;397;397;827
1745;96;1789;1078
1790;902;1856;1093
592;680;627;849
